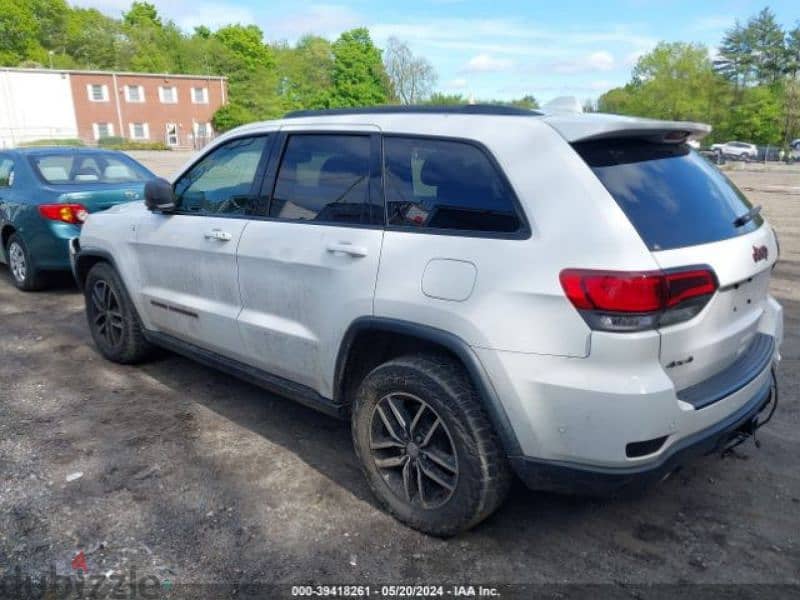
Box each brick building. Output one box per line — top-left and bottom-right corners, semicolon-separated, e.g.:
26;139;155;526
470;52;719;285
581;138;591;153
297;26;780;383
1;67;227;149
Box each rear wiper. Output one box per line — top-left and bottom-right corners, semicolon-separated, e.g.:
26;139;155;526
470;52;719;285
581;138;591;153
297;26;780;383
733;204;762;227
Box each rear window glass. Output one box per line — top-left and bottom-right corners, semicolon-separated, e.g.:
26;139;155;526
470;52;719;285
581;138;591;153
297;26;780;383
574;140;763;251
29;153;152;185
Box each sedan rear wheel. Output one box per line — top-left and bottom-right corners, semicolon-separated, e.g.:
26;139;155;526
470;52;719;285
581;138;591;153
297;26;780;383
5;234;45;291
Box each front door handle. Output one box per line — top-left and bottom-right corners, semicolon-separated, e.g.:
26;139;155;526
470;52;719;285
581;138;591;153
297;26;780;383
326;241;368;257
204;229;232;242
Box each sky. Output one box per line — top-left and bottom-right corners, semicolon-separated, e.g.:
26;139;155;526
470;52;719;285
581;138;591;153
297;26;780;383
73;0;799;103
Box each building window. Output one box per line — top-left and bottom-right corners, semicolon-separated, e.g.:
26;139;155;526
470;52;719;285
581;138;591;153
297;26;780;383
87;84;109;102
129;122;149;140
192;87;209;104
159;86;178;104
93;123;114;140
125;85;145;103
196;122;211;137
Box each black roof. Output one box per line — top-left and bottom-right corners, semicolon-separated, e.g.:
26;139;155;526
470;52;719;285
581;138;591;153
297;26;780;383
283;104;542;119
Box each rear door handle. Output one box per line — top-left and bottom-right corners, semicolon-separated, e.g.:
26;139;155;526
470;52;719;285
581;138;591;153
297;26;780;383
204;229;232;242
326;241;368;257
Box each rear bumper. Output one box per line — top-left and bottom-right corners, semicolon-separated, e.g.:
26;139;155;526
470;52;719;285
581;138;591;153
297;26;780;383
509;372;775;495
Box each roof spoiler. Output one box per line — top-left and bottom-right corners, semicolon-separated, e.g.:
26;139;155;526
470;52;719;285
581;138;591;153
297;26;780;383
543;112;712;143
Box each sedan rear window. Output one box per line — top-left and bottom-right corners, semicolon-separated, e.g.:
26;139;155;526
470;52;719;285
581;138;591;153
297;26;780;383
574;140;763;251
30;153;152;185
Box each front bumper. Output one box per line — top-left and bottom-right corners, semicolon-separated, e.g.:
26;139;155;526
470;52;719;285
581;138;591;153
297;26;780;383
509;371;776;495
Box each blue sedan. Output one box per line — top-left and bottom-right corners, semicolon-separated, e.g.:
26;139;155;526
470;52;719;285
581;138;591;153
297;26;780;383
0;147;155;290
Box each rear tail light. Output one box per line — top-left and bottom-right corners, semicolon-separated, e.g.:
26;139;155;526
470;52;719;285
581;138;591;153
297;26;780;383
559;267;717;332
38;203;89;225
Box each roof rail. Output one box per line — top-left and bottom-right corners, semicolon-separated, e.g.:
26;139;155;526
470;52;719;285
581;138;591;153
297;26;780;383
283;104;543;118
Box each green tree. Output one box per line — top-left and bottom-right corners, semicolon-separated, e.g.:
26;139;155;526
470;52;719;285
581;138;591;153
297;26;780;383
786;24;800;77
723;85;782;143
0;0;41;65
275;35;334;110
123;2;162;28
215;24;274;70
748;7;787;85
29;0;69;51
716;21;753;88
425;93;467;105
64;7;125;69
322;28;390;108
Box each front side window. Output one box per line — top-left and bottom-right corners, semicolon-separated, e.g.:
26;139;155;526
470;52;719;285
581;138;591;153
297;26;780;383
271;134;374;225
174;136;269;216
383;137;522;233
0;157;14;187
30;153;152;185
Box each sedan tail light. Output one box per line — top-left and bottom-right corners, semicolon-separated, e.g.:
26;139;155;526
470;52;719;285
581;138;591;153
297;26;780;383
559;267;717;332
38;203;89;225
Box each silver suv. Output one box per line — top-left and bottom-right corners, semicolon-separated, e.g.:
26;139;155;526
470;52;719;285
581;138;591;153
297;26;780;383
73;105;782;535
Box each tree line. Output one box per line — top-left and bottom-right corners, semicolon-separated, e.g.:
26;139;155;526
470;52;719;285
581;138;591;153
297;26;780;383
599;7;800;147
1;1;537;133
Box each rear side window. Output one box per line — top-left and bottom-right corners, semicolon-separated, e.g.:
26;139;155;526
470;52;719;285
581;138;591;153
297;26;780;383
575;140;763;251
271;134;377;225
383;137;522;234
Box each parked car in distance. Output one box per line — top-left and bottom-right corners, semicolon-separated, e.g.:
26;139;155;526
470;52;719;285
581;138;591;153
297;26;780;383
710;141;758;161
73;105;782;535
0;147;155;290
789;139;800;163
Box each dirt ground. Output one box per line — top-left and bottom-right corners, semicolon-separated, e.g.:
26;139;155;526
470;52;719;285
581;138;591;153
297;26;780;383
1;159;798;597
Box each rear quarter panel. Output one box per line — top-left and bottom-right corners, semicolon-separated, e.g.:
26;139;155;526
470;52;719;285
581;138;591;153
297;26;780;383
373;118;661;357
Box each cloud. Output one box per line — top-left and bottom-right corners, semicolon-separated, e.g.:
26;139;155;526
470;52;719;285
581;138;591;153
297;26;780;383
690;15;735;33
266;4;362;40
461;54;513;73
447;78;468;89
552;50;615;74
176;3;258;32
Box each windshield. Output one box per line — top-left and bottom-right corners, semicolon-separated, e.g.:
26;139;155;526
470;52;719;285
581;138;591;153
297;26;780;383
574;140;763;251
29;153;153;185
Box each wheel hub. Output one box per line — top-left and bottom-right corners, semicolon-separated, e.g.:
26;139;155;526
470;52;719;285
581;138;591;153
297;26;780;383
8;242;26;282
369;392;459;509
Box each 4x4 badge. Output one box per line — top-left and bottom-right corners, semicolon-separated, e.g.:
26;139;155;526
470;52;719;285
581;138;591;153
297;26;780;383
752;245;768;262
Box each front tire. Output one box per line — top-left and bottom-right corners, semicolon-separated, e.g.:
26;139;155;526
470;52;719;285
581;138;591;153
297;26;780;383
85;262;153;364
352;355;511;536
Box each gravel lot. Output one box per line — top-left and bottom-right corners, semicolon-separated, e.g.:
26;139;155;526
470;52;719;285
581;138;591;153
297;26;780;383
1;158;798;597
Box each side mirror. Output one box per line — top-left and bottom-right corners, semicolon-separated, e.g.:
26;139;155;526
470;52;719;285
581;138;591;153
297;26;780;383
144;178;176;212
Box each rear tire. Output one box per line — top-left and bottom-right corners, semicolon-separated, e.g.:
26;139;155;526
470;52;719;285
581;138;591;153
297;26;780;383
6;233;46;291
352;354;511;536
85;262;153;364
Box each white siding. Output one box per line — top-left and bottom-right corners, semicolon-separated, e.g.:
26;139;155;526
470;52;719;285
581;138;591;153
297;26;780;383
0;70;79;148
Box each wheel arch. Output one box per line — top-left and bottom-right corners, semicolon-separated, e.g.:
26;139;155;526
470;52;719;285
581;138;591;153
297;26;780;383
334;317;522;456
1;223;15;251
73;248;118;290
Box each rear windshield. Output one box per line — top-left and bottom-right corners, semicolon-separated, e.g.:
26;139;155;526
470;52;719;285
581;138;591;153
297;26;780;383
29;153;152;185
574;140;763;251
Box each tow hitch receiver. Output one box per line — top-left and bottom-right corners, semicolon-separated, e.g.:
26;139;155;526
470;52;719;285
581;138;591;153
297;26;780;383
720;369;779;457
